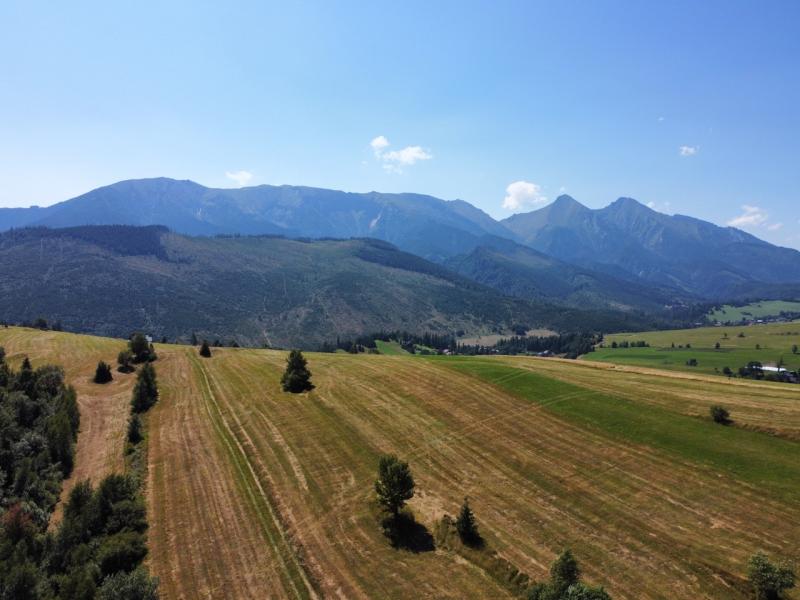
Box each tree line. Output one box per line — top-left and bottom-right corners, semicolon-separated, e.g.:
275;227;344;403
0;339;160;598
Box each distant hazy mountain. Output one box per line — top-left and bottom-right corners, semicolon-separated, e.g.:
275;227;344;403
3;178;799;302
0;178;515;263
502;195;800;298
0;226;646;347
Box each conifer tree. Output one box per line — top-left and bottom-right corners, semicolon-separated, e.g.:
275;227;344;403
117;350;134;373
129;333;150;362
131;363;158;413
280;350;314;393
94;361;113;384
127;414;143;444
455;497;481;546
550;549;580;595
199;340;212;358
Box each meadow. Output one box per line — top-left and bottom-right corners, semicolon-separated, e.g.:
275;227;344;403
708;300;800;323
1;326;798;599
594;321;800;376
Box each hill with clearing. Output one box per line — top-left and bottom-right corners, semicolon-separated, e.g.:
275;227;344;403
2;326;798;599
0;226;649;347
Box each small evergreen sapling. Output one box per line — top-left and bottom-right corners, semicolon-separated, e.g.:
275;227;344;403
710;405;731;425
199;340;212;358
455;497;481;546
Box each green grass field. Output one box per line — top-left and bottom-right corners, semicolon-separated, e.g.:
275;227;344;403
709;300;800;323
374;339;409;355
593;321;800;376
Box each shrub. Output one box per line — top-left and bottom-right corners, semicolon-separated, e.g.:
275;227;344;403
105;499;148;535
127;414;143;444
280;350;314;393
710;405;731;425
97;568;159;600
527;550;610;600
94;361;113;384
747;551;795;600
199;340;212;358
375;454;415;517
97;531;148;576
117;351;135;373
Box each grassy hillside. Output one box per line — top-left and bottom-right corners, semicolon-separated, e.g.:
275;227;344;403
2;327;798;599
709;300;800;323
0;226;651;348
0;326;137;525
594;321;800;376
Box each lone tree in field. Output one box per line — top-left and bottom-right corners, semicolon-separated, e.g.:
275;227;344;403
94;361;113;384
455;497;481;546
131;363;158;413
793;344;798;355
375;454;415;518
710;405;731;425
748;551;795;600
280;350;314;393
199;340;212;358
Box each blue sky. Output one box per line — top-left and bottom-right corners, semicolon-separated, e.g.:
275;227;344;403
1;1;798;247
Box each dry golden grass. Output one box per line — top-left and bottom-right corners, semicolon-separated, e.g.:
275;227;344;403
2;327;798;599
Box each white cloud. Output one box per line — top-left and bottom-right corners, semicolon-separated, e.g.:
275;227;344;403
225;170;253;187
502;181;547;211
767;222;783;231
370;135;390;155
658;116;665;122
647;201;656;209
728;205;768;228
369;136;432;174
679;145;699;156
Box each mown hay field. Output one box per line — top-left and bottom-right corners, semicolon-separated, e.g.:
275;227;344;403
1;327;798;599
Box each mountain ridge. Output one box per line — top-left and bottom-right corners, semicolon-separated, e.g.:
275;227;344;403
2;178;799;302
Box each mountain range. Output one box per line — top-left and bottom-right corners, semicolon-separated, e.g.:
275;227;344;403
1;177;799;344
